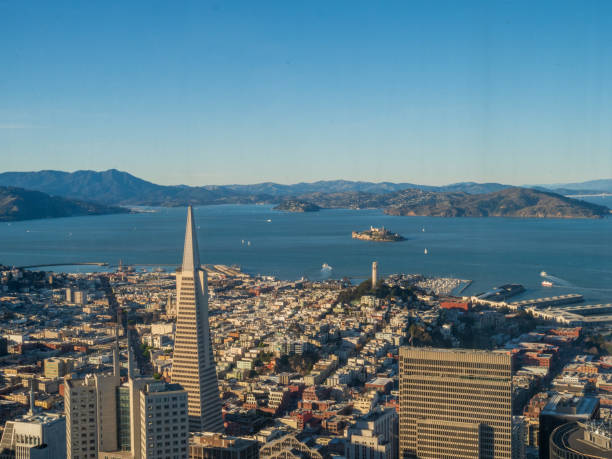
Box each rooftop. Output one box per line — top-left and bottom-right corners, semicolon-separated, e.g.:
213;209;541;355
542;394;600;418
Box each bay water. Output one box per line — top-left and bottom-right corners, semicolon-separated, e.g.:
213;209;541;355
1;202;611;304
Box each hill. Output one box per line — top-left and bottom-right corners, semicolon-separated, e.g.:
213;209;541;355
0;186;129;221
292;187;609;218
273;200;320;212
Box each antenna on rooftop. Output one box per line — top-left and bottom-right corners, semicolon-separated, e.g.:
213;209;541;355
28;379;35;415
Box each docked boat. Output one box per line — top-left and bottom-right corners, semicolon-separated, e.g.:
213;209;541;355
542;280;553;287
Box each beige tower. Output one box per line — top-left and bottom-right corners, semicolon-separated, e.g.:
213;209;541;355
399;347;512;459
371;261;378;288
65;360;120;458
171;206;224;432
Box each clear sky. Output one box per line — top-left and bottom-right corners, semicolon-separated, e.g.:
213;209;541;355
1;1;612;186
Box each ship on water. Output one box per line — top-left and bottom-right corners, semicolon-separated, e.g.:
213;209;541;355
542;280;553;287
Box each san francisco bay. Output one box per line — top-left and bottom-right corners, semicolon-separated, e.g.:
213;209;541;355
1;203;611;303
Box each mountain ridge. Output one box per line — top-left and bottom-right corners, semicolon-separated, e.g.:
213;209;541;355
0;169;524;204
0;170;608;219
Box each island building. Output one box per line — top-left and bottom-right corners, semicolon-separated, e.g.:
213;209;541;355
549;420;612;459
352;227;404;242
372;262;378;289
538;394;600;459
171;206;224;432
399;347;513;459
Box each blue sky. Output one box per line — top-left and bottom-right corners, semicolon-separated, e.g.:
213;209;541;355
1;0;611;186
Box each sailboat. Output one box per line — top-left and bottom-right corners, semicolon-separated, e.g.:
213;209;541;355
424;248;428;255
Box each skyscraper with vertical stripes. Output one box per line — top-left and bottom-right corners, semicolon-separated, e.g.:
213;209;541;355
172;206;224;433
399;347;513;459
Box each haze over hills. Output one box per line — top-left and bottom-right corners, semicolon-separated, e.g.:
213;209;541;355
0;169;608;220
541;179;612;194
0;169;574;204
0;186;129;221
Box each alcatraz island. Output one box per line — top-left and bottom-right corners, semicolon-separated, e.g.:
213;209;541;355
352;226;406;242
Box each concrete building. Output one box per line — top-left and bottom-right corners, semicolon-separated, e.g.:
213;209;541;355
346;407;398;459
399;347;513;459
73;291;86;306
549;420;612;459
538;394;600;459
96;377;189;459
43;357;72;379
65;344;121;458
138;382;189;459
353;390;379;415
171;207;223;432
0;413;65;459
189;432;259;459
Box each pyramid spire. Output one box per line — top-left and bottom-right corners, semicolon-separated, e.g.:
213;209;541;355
182;206;200;272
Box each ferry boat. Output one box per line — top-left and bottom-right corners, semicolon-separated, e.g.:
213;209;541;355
540;271;548;277
321;263;332;271
541;280;553;287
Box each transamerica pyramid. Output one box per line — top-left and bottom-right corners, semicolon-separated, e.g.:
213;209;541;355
171;206;224;432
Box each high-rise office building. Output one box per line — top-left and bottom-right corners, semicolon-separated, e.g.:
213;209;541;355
65;346;121;458
399;347;513;459
171;206;223;432
0;412;66;459
65;338;189;459
137;382;189;459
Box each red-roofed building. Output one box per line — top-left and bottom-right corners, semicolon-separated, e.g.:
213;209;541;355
440;301;470;311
